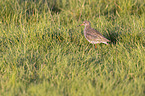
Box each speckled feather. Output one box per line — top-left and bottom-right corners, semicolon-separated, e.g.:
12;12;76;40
81;21;110;45
84;26;110;44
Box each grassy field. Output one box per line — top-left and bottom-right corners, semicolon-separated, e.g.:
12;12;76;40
0;0;145;95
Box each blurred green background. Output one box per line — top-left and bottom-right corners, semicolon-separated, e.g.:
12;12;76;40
0;0;145;95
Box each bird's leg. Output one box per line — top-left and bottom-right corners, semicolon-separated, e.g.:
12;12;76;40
95;44;97;49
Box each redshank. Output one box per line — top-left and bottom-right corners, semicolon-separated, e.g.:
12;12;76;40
78;20;110;48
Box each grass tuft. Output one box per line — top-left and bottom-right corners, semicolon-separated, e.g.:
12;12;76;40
0;0;145;95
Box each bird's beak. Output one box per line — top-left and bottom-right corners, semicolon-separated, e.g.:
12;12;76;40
77;23;84;27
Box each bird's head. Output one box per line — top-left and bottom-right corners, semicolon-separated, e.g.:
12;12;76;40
77;21;91;27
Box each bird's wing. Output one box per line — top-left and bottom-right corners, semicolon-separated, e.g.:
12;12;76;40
86;28;110;42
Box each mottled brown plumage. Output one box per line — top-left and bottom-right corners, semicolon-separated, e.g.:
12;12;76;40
78;21;110;47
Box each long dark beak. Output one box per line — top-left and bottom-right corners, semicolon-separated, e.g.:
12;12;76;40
77;24;84;27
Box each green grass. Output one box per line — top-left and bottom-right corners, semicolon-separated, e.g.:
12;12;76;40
0;0;145;96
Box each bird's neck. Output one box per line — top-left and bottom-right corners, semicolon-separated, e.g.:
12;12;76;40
84;25;91;35
85;25;91;29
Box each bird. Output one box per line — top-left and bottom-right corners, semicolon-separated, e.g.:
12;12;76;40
78;20;110;48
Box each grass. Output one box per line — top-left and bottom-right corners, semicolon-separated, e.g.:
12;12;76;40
0;0;145;96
